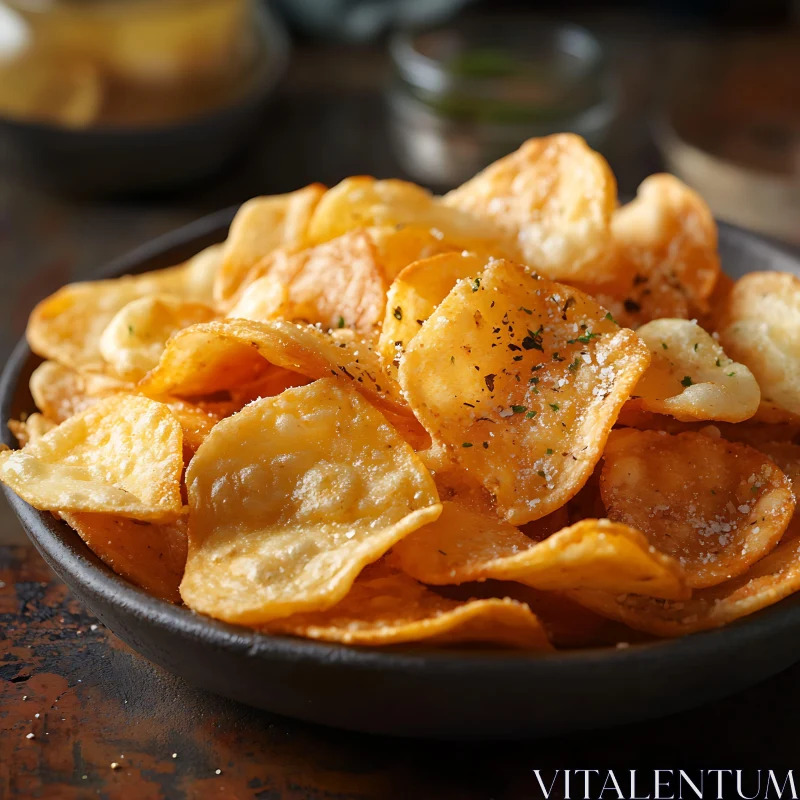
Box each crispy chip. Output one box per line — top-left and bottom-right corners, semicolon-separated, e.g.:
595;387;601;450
307;176;518;259
601;429;795;588
8;414;55;448
0;395;183;520
399;258;651;523
226;229;387;333
394;507;687;599
630;318;759;422
443;134;621;284
264;561;551;649
611;174;719;307
436;580;647;648
213;185;326;306
569;528;800;636
378;252;487;376
62;513;187;603
138;319;408;414
30;361;129;423
180;379;441;624
27;245;222;374
99;295;217;382
718;272;800;421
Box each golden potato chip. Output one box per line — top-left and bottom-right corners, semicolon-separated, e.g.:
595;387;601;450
569;527;800;636
718;272;800;421
378;252;487;376
8;414;55;448
438;579;647;648
180;379;441;624
394;507;687;599
399;258;651;523
630;318;759;422
99;295;217;382
226;229;387;333
601;429;794;588
62;513;187;603
139;319;408;414
611;173;719;307
307;176;518;259
265;561;551;649
443;134;621;284
367;224;468;282
213;184;326;306
30;361;129;423
27;245;222;374
0;395;183;521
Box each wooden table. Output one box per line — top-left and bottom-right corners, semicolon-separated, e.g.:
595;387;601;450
2;27;800;799
3;543;800;798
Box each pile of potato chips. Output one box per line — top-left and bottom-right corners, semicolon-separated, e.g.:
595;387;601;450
5;133;800;651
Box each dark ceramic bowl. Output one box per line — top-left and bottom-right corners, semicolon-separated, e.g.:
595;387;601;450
0;6;288;197
3;212;800;739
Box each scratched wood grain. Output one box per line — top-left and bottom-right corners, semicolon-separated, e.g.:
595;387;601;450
2;545;800;800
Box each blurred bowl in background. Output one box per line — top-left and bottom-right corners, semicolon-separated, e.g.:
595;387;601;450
0;0;289;196
655;38;800;244
388;19;617;189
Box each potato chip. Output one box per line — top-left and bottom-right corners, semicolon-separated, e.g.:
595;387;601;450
378;252;487;376
437;579;647;648
139;319;408;414
629;318;759;422
569;527;800;636
99;295;217;382
399;258;651;523
264;561;551;649
601;429;794;588
307;176;518;259
443;134;621;284
0;395;183;521
394;507;687;599
226;229;387;333
213;185;326;306
27;245;223;374
611;173;719;307
718;272;800;421
62;513;187;603
180;379;441;624
30;361;130;424
8;414;55;448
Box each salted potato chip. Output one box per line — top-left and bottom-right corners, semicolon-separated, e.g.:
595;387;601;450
213;185;326;306
399;258;651;523
180;379;441;625
0;395;183;521
378;252;487;375
29;361;128;423
630;318;759;422
265;561;551;649
367;224;468;282
443;134;621;284
226;229;388;333
99;295;217;382
8;414;55;448
62;513;187;603
308;176;518;259
394;507;687;599
569;528;800;637
611;173;719;307
139;319;408;414
718;272;800;420
601;429;795;588
27;245;222;374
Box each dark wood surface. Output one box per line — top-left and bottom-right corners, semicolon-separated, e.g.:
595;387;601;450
2;544;800;799
2;26;800;799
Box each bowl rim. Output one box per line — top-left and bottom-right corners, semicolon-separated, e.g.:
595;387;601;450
5;208;800;677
